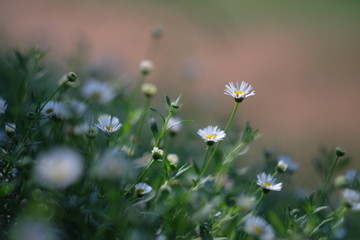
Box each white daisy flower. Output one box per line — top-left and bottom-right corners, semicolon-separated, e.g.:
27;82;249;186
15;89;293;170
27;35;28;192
95;115;122;134
41;101;69;120
135;182;153;196
197;126;226;146
81;79;114;104
277;155;298;172
244;215;275;240
256;172;282;192
343;189;360;210
224;81;255;102
0;97;7;114
34;147;83;189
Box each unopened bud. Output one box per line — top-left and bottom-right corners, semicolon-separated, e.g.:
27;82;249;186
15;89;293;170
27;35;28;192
167;153;179;167
67;72;78;83
151;147;164;160
141;83;157;98
336;147;346;157
139;60;154;76
277;160;288;173
151;25;164;39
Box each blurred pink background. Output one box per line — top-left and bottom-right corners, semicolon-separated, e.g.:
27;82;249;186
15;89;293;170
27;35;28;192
1;0;359;187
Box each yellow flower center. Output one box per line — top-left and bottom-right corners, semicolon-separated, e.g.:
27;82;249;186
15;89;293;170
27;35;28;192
206;134;216;140
264;182;272;187
136;188;145;195
105;125;113;131
252;224;264;235
45;108;54;114
235;90;245;96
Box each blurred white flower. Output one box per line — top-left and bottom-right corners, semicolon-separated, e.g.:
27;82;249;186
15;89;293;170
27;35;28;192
167;117;183;135
256;173;282;191
73;122;98;138
343;188;360;210
345;169;360;183
67;99;87;117
34;147;83;189
141;83;157;97
41;101;69;120
139;60;154;75
244;215;275;240
10;219;58;240
95;115;122;134
5;122;16;133
224;81;255;102
0;97;7;114
135;182;152;196
92;148;131;180
237;194;256;211
81;79;114;104
197;126;226;146
277;155;298;172
167;153;179;167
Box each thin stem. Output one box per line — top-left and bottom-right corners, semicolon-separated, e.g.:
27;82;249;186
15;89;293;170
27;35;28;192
254;191;265;212
156;108;174;147
124;159;155;197
194;145;212;186
195;102;240;181
315;155;340;208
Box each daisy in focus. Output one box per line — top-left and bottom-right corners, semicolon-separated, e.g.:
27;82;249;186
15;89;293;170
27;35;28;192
34;147;83;189
81;79;114;104
135;182;153;196
224;81;255;102
256;172;282;192
197;126;226;146
244;215;275;240
95;115;122;134
0;97;7;114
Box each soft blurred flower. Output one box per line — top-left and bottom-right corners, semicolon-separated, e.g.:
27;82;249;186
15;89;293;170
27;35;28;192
0;97;7;114
152;147;164;160
135;182;152;196
224;81;255;103
167;117;182;136
197;126;226;146
5;122;16;133
345;169;360;183
167;153;179;167
92;148;132;180
277;155;299;172
343;188;360;210
237;194;256;211
10;219;58;240
95;115;122;134
42;101;69;120
34;147;83;189
81;79;114;104
139;60;154;76
141;83;157;97
244;215;275;240
67;99;87;117
73;122;98;138
256;173;282;192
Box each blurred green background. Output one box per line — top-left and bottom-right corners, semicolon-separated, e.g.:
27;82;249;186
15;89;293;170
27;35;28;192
1;0;360;189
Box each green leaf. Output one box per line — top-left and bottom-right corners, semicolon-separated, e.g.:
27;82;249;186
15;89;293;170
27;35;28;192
165;95;172;107
150;117;159;139
149;107;165;124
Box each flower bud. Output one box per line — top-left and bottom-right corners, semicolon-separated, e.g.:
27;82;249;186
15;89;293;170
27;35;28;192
276;160;288;173
167;153;179;167
141;83;157;98
27;112;36;120
139;60;154;76
151;24;164;39
336;147;346;157
334;175;347;188
151;147;164;160
67;72;78;83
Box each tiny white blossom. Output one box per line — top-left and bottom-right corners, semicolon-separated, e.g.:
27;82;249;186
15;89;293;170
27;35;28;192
244;215;275;240
343;189;360;210
224;81;255;102
41;101;69;120
135;182;152;196
95;115;122;134
0;98;7;114
81;79;114;104
256;173;282;191
167;153;179;167
277;155;298;172
197;126;226;146
34;147;83;189
151;147;164;160
139;60;154;75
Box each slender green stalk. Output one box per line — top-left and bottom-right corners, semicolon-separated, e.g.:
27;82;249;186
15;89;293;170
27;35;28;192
314;155;340;208
124;159;155;197
254;191;265;212
129;97;151;156
156;108;174;147
195;102;240;183
194;145;212;186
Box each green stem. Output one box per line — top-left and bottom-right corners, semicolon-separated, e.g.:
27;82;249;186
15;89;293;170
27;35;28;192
315;155;340;208
195;102;240;182
194;145;212;186
124;159;155;197
155;108;174;147
254;191;265;212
